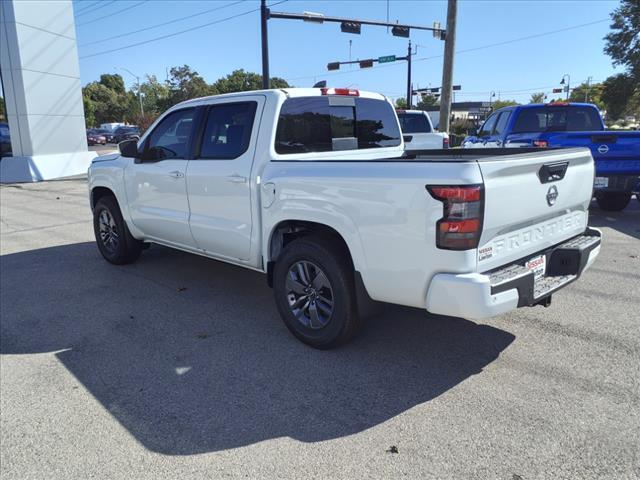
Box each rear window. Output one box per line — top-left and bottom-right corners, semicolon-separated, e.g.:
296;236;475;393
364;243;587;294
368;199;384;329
397;112;432;133
275;96;401;154
512;106;602;133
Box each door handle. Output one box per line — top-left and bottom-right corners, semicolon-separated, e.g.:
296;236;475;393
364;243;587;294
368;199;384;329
169;170;184;178
227;174;247;183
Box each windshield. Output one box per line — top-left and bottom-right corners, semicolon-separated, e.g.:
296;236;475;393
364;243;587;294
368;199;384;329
397;113;432;133
512;106;602;133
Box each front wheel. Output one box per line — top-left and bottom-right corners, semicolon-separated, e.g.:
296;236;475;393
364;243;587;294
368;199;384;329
596;192;631;211
273;236;361;349
93;196;142;265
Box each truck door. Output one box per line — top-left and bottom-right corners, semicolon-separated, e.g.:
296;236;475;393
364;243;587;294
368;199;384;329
471;112;499;147
124;107;197;248
488;111;511;147
185;96;264;261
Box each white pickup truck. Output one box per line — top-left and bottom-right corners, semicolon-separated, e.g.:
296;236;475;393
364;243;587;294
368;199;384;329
88;88;601;349
396;109;449;150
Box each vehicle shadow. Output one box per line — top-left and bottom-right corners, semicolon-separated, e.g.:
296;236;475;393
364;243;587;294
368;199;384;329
1;242;514;455
588;196;640;240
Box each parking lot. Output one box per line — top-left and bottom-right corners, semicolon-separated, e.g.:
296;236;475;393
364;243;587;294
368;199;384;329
0;179;638;479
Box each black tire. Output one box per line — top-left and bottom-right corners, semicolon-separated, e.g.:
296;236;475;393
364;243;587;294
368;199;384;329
93;196;142;265
596;192;631;211
273;236;361;349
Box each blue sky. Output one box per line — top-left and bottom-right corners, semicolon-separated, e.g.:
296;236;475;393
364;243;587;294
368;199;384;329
74;0;623;103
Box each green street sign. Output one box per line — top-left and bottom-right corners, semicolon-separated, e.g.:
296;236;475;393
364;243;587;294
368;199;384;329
378;55;396;64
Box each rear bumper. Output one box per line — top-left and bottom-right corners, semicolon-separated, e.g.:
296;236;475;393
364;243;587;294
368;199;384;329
594;174;640;193
426;227;601;320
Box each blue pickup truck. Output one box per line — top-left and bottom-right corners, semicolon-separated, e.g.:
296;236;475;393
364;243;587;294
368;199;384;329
463;103;640;211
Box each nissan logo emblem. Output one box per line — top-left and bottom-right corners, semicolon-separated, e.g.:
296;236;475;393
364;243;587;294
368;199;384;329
597;144;609;154
546;185;559;206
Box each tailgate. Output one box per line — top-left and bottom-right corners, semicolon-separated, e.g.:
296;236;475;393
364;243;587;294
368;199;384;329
547;131;640;175
477;148;594;271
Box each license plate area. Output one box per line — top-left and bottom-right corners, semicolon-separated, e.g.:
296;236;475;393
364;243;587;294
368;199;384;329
594;176;609;189
526;255;546;280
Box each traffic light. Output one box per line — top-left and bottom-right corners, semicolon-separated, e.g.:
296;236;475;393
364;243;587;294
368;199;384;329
359;59;374;68
327;62;341;71
552;88;563;93
341;21;361;34
391;25;410;37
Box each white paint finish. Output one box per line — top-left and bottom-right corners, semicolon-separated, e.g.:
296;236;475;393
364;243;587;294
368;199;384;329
185;95;266;261
426;272;520;319
397;110;449;151
477;148;594;271
0;0;90;183
124;160;195;249
260;161;482;307
88;89;600;319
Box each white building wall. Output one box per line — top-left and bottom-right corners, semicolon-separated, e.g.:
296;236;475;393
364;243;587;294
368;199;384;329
0;0;95;182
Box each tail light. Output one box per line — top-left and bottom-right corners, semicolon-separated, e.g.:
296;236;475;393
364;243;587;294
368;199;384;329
533;139;548;148
443;137;449;149
426;185;484;250
320;87;359;96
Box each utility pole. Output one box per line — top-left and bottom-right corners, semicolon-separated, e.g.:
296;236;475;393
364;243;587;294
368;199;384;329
585;76;592;102
439;0;457;133
406;40;412;108
261;0;270;89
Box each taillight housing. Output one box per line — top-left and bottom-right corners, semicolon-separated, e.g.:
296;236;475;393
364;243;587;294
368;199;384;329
533;139;548;148
443;137;449;149
426;185;484;250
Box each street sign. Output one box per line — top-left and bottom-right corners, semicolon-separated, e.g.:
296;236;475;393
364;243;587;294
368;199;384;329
378;55;396;63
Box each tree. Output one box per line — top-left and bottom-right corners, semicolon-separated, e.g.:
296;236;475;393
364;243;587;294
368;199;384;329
604;0;640;80
82;81;129;125
395;98;407;109
138;74;170;115
529;92;546;104
166;65;215;106
416;93;439;110
601;73;637;120
490;99;518;110
567;82;605;110
213;69;289;94
99;74;126;94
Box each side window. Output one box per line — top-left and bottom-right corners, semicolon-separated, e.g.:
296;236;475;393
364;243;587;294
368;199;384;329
199;102;257;159
493;112;511;136
275;97;401;154
479;113;498;137
144;109;195;161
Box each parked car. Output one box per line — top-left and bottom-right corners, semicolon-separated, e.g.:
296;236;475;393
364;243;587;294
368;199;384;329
88;88;601;348
462;103;640;211
92;128;115;143
100;122;125;133
0;122;11;157
396;109;449;150
112;126;140;144
87;129;107;146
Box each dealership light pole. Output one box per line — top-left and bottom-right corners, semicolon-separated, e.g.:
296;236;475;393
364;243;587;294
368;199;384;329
560;74;571;101
116;66;144;118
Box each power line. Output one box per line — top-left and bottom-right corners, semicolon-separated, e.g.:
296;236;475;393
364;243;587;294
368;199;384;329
74;1;102;16
79;0;287;59
79;0;245;47
75;0;117;18
77;1;148;27
285;18;609;82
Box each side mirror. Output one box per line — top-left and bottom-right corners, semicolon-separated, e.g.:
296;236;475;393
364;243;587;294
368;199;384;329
119;139;139;158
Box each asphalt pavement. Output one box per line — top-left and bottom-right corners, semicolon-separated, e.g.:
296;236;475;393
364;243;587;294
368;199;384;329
0;179;638;479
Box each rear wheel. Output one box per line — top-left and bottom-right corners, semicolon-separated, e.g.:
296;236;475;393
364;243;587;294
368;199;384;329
93;196;142;265
273;236;360;349
596;192;631;211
